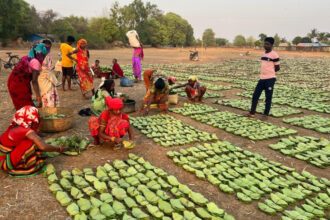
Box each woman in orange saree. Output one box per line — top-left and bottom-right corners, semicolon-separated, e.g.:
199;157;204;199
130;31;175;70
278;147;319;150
68;39;95;97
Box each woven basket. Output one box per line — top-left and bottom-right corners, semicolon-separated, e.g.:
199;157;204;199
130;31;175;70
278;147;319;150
39;107;74;133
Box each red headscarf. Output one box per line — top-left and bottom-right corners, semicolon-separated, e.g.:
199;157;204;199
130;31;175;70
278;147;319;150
105;96;113;109
11;106;40;131
109;98;124;110
77;39;87;50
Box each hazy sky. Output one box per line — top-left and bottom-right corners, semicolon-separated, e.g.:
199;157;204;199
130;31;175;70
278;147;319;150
26;0;330;41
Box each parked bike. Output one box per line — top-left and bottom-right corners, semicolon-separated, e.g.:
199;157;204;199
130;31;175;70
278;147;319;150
0;52;20;72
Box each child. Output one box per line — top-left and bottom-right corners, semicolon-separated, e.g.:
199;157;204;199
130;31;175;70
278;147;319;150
92;59;101;78
170;76;206;102
89;98;133;146
112;59;124;78
247;37;280;120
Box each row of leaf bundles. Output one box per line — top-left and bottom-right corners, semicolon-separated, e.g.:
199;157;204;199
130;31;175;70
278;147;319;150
45;136;89;156
170;103;219;116
213;98;302;117
45;154;236;220
166;142;330;215
189;111;297;141
280;192;330;220
283;115;330;134
175;88;224;99
130;114;218;147
269;136;330;168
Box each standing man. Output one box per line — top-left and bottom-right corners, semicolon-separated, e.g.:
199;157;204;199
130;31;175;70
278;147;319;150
247;37;280;120
60;36;75;91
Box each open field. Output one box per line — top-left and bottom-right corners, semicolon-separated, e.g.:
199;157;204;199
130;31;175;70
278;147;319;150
0;48;329;220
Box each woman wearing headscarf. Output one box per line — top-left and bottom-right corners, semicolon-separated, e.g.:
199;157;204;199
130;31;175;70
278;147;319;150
89;98;133;146
0;106;65;177
68;39;95;98
141;78;169;115
132;39;144;83
7;40;52;110
38;53;60;107
170;75;206;102
91;79;115;116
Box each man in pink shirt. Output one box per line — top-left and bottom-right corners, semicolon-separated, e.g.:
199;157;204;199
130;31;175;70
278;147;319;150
247;37;280;119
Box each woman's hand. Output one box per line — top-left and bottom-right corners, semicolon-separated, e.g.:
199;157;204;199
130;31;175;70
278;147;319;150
57;145;66;153
114;138;123;144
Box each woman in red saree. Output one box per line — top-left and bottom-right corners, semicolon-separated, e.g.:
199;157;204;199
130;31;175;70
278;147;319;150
7;40;52;110
68;39;95;97
89;97;133;146
0;106;65;177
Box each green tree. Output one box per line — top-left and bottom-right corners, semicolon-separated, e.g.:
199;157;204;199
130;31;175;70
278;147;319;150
259;33;267;42
202;28;216;47
100;19;120;43
274;33;280;47
317;32;328;43
63;16;88;34
307;28;318;42
233;35;246;46
161;13;189;46
292;36;302;45
280;37;287;43
51;19;78;42
246;36;255;47
215;38;228;46
39;9;58;35
254;40;262;47
301;37;312;43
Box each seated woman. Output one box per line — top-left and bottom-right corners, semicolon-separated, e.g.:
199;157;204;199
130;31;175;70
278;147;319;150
0;106;65;177
142;78;169;115
91;79;115;116
111;59;124;78
170;76;206;102
89;98;133;146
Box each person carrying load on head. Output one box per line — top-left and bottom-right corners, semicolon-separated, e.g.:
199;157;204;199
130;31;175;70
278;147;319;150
170;75;206;102
0;106;66;177
127;30;143;83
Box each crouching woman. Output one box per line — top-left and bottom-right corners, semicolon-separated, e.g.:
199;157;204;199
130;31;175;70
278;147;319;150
0;106;65;177
89;98;133;146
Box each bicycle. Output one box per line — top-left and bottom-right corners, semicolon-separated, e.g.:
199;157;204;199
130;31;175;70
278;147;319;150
0;52;20;72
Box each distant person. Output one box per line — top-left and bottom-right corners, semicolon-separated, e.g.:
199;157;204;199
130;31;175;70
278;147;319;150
132;38;143;83
246;37;280;120
60;36;75;91
68;39;95;98
112;58;124;78
91;59;101;78
7;40;52;110
170;76;206;102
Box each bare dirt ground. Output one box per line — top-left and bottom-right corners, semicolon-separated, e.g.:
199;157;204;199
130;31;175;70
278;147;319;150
0;48;329;220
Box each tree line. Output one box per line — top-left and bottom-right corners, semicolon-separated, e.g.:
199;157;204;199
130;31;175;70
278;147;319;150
0;0;195;48
1;0;329;48
201;29;330;47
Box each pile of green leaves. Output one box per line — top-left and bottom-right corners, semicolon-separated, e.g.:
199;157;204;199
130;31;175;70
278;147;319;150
45;136;89;156
170;103;219;116
130;115;217;147
214;99;302;117
100;65;111;73
202;82;232;91
283;115;330;134
167;141;330;216
42;114;67;119
45;154;235;220
269;136;330;168
184;110;297;141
